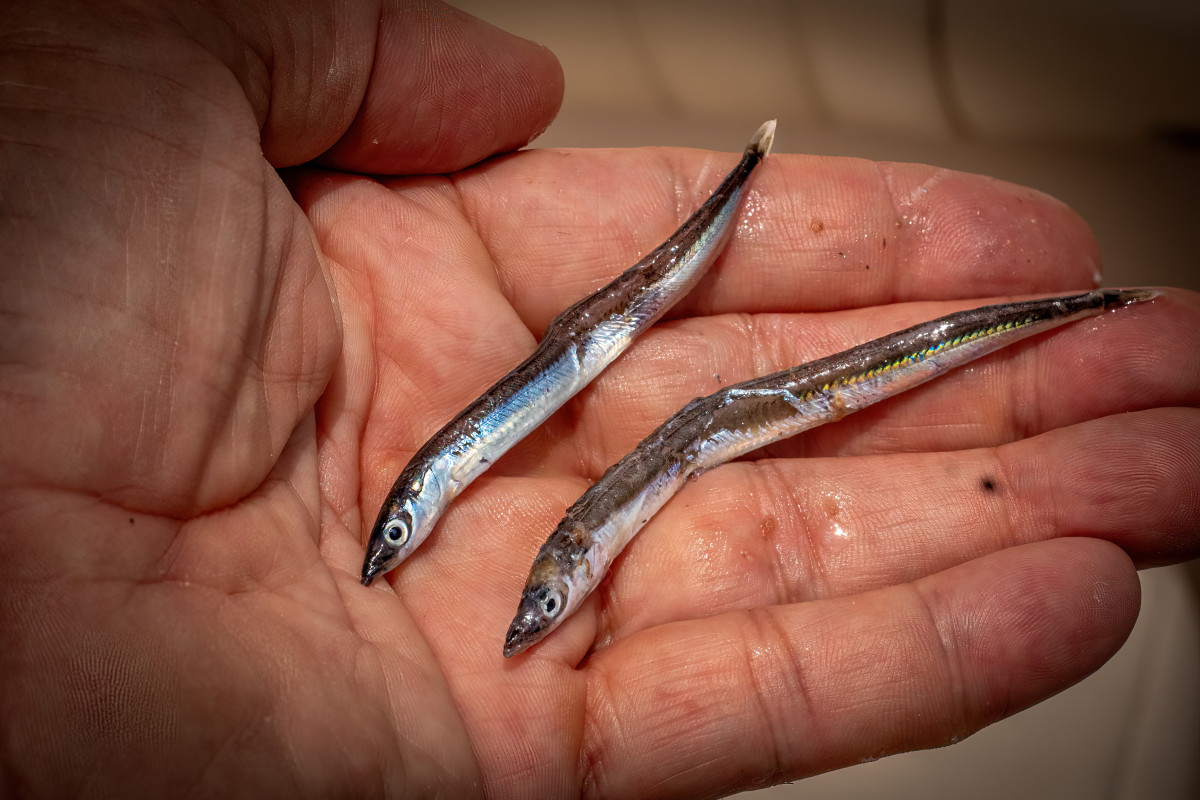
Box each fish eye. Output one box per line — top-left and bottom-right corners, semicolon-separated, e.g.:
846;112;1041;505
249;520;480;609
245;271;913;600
382;518;409;547
535;586;564;617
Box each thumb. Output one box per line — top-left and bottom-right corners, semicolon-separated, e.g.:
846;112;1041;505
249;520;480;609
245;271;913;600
238;0;564;171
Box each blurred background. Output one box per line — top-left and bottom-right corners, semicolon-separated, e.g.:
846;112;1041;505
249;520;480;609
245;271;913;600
452;1;1199;797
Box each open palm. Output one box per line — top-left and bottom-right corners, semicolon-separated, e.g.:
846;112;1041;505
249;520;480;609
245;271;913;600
3;2;1198;798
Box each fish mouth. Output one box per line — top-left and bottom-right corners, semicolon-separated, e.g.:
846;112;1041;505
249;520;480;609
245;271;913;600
360;560;382;587
502;628;527;659
503;628;542;659
503;604;551;658
360;545;397;587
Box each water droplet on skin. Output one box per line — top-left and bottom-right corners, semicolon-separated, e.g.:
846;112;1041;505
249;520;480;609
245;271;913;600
735;192;767;241
817;490;855;543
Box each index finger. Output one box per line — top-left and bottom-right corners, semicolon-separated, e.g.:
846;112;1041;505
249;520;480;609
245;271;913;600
452;148;1103;329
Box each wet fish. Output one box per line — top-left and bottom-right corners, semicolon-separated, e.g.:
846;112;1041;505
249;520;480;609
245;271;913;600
504;288;1159;656
362;121;777;585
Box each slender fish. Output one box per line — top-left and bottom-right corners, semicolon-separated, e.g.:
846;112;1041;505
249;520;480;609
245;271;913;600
504;288;1158;656
362;121;777;585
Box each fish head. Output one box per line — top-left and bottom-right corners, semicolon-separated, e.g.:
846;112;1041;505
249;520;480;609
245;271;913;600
361;499;412;586
503;572;571;658
361;466;439;585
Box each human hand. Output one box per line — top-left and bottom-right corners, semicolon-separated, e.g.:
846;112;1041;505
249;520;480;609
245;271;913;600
2;1;1197;798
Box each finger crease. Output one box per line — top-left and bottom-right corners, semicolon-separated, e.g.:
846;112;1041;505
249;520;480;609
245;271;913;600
910;581;972;742
742;606;818;785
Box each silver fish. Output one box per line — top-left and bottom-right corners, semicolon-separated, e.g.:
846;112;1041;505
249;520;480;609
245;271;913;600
504;288;1159;656
362;121;777;585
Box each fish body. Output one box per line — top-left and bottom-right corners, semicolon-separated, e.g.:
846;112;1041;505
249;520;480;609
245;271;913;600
362;121;777;585
504;288;1159;656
